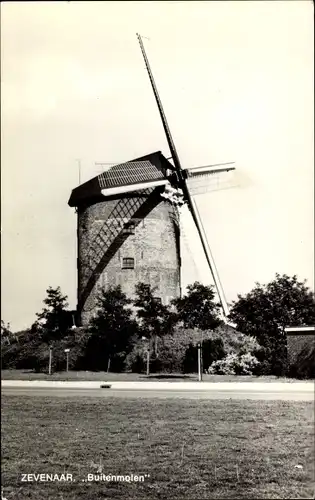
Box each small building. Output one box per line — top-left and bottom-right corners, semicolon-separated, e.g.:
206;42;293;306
285;326;315;378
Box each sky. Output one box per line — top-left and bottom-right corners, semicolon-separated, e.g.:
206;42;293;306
1;1;314;332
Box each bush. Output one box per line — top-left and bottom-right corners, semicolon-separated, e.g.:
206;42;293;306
2;342;25;369
207;352;260;375
183;338;226;373
154;337;186;373
1;330;43;370
125;331;189;373
213;325;261;356
249;339;288;377
124;324;263;374
47;329;90;372
125;342;148;373
125;330;227;374
83;334;129;372
1;328;91;373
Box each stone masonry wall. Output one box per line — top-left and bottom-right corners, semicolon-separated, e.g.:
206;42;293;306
77;190;181;325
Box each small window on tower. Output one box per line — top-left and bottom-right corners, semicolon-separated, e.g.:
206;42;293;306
122;221;135;235
122;257;135;269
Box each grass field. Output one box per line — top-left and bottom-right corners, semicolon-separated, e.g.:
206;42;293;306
1;369;308;383
1;396;314;499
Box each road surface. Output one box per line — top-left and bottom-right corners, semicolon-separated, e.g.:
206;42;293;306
2;386;314;401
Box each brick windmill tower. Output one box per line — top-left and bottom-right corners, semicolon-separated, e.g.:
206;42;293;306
68;153;182;326
68;34;236;326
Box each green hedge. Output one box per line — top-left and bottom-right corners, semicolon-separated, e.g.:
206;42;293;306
125;325;259;374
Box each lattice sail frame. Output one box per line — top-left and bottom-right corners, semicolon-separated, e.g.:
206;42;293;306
185;163;236;196
98;160;166;189
96;160;237;202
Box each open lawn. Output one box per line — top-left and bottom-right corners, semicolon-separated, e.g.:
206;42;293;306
1;369;308;383
1;396;314;499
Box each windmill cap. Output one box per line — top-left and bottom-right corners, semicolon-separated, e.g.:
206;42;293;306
68;151;175;207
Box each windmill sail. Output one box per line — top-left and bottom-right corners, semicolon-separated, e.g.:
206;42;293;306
136;33;231;317
187;163;237;196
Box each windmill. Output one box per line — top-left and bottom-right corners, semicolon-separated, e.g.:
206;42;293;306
69;151;183;326
68;35;236;326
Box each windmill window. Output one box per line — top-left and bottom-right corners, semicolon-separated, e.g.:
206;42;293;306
122;257;135;269
122;221;135;235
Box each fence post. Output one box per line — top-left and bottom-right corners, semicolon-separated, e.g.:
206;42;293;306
48;346;53;375
197;343;202;381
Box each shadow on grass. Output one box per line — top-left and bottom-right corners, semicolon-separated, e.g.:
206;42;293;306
142;374;195;380
19;371;195;379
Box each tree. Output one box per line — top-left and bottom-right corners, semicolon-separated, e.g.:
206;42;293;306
2;328;42;370
1;320;17;346
172;282;222;331
229;274;315;375
33;286;70;339
133;283;175;370
87;286;137;372
2;326;91;373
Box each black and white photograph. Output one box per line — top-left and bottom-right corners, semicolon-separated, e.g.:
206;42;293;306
1;1;314;499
